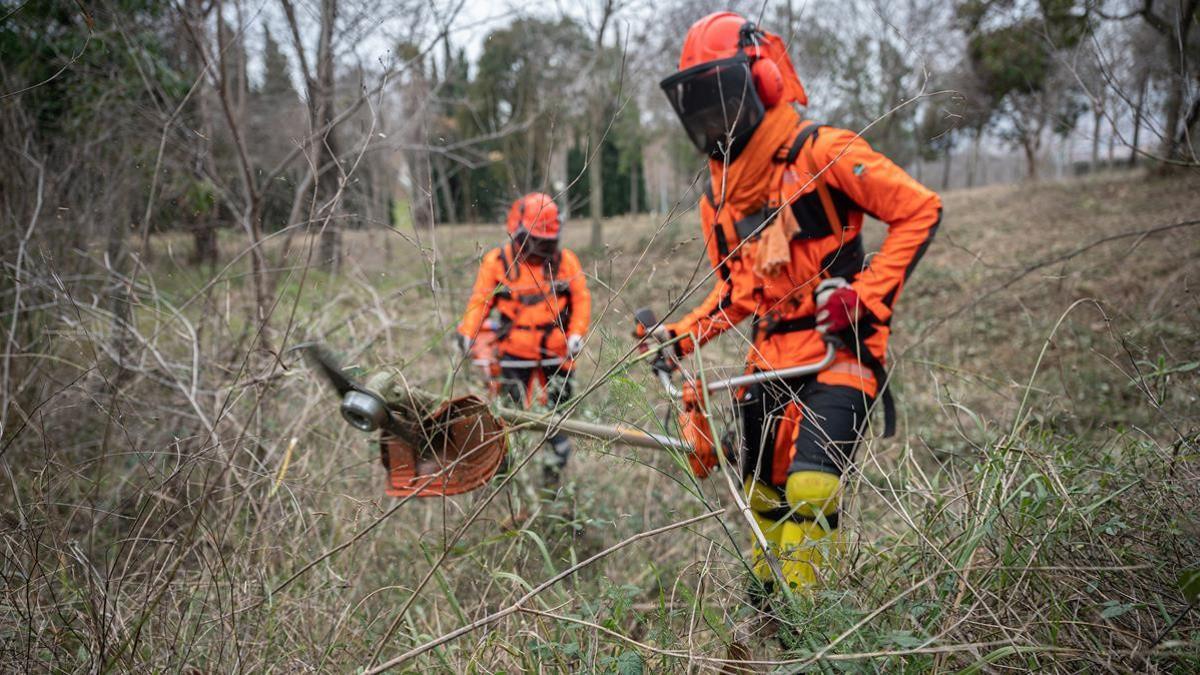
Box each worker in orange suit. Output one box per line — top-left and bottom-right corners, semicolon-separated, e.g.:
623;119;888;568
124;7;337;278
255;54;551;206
458;193;592;490
650;12;941;591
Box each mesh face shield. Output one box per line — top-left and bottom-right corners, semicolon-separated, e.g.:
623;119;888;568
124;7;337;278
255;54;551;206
660;54;765;158
514;231;559;261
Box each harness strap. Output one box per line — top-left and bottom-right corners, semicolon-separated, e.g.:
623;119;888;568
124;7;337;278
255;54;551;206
757;315;817;337
792;127;845;243
498;244;519;282
783;121;822;165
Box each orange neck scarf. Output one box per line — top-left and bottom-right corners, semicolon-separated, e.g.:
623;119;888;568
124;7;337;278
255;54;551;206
708;104;802;277
707;103;799;214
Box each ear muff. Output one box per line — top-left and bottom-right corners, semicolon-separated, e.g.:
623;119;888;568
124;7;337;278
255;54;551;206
738;21;784;108
751;58;784;107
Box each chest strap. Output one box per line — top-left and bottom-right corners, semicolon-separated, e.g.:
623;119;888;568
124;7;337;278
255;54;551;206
755;314;817;338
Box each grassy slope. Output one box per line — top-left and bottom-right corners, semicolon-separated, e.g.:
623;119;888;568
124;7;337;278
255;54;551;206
4;170;1199;672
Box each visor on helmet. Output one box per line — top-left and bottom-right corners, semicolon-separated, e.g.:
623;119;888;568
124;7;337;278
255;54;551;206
514;231;559;261
660;54;765;157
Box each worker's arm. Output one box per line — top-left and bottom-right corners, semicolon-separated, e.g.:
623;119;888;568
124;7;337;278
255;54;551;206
457;250;502;340
817;128;942;323
667;218;759;355
561;250;592;337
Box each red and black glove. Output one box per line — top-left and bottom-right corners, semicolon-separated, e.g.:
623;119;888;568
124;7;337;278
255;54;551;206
815;279;863;335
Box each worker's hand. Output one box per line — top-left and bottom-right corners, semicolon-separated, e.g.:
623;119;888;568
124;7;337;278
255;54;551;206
634;322;671;343
816;283;862;335
455;333;473;356
567;334;584;359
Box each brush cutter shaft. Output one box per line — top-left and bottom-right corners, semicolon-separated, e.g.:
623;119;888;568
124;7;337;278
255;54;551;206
499;357;564;368
471;357;564;368
495;407;691;452
337;379;689;452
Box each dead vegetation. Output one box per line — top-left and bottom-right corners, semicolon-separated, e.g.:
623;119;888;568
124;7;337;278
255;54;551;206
2;168;1199;671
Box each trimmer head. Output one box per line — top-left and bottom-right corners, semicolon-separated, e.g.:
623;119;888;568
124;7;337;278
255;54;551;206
298;343;509;498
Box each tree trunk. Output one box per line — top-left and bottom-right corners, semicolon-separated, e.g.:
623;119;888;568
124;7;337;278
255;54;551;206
315;0;342;272
1130;74;1147;167
1090;108;1101;173
1159;44;1185;161
1160;79;1183;161
435;156;458;224
588;111;604;249
1107;115;1116;168
1022;136;1038;181
191;219;219;267
1174;91;1200;162
628;159;638;214
941;148;953;190
244;200;270;320
461;168;474;222
967;128;982;188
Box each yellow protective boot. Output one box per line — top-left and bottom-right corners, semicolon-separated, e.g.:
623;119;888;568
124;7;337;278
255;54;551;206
779;471;842;589
743;478;785;584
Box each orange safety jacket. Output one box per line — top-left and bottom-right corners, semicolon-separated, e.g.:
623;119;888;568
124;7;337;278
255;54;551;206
459;244;592;361
669;111;941;407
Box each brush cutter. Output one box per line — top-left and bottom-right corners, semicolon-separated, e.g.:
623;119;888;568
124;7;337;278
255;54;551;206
301;308;834;497
300;343;689;498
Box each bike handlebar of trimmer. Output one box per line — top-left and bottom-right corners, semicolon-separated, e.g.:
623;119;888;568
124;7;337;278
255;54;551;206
633;304;839;398
651;343;837;399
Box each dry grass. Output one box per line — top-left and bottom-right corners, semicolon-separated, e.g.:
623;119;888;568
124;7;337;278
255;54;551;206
2;169;1199;672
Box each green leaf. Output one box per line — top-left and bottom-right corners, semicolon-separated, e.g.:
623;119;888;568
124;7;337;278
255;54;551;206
1099;601;1134;620
1179;568;1200;603
615;650;644;675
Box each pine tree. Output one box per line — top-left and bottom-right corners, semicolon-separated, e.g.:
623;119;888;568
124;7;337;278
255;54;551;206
259;25;296;104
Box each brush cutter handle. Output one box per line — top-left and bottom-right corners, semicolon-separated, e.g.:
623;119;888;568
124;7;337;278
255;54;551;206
699;342;836;393
633;307;680;375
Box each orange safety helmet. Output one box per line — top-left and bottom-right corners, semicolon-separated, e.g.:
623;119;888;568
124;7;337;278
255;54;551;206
508;192;560;239
662;12;808;156
508;192;561;259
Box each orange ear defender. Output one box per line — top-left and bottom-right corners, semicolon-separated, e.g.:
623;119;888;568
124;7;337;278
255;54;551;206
739;21;784;108
751;58;784;107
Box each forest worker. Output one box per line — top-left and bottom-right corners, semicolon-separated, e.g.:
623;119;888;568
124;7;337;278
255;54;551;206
457;192;592;490
650;12;941;590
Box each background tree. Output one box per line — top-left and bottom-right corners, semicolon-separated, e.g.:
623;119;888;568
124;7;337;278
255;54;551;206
959;0;1090;179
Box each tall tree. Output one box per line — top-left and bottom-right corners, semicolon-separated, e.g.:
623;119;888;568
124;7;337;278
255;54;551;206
1132;0;1200;162
259;26;296;104
281;0;345;270
959;0;1090;179
583;0;623;249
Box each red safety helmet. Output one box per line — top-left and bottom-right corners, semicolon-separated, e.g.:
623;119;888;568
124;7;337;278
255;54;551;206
508;192;560;259
662;12;807;156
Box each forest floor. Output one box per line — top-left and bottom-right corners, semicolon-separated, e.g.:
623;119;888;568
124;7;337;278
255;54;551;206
4;168;1200;672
